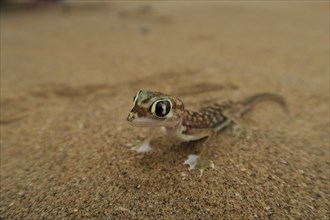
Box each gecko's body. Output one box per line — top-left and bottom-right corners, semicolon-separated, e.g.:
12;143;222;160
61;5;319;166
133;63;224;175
164;105;232;142
127;90;287;173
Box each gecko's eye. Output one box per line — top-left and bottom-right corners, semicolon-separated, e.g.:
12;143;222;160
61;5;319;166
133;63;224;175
151;99;172;117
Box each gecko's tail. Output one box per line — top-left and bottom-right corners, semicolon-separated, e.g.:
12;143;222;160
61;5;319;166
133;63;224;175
241;93;288;114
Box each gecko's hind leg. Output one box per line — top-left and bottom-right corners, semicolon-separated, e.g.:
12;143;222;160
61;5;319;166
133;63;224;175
222;107;255;139
232;124;253;139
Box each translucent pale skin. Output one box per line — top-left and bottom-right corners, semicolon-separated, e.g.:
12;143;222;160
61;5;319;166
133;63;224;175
127;90;287;175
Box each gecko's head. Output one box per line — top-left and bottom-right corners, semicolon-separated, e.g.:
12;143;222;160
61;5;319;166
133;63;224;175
127;90;185;127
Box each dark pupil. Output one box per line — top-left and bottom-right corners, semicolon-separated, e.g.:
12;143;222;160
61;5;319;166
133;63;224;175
155;101;170;117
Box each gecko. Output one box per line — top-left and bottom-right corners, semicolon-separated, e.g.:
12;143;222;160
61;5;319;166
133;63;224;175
127;90;287;174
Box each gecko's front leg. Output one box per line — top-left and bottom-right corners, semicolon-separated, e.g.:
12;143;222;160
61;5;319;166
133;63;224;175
131;128;158;153
183;128;216;176
131;137;152;153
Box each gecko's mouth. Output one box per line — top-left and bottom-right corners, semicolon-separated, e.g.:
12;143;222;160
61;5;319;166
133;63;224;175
129;117;177;127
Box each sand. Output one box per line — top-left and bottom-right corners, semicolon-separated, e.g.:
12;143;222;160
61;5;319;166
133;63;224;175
1;1;329;219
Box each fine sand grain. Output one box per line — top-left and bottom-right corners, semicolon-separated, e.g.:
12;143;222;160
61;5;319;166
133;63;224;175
1;1;329;219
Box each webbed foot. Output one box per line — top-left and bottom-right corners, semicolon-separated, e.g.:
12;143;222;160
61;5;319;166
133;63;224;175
131;140;152;153
183;154;215;176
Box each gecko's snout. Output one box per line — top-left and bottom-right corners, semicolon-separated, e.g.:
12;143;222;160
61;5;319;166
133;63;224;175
127;112;136;122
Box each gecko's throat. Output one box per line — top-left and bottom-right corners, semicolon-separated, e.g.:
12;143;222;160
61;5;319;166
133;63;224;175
127;114;179;127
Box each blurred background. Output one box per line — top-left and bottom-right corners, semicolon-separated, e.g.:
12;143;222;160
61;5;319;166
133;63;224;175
1;1;328;96
1;1;329;219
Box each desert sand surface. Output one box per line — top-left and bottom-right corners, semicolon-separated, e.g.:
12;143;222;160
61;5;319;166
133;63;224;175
1;1;329;219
